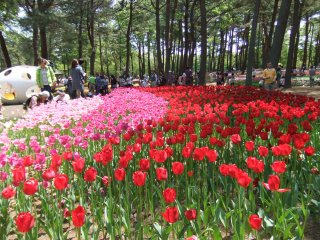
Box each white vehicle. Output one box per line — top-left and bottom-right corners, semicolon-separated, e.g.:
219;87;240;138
0;65;41;104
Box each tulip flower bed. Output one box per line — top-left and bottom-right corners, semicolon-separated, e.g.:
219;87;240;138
0;86;320;239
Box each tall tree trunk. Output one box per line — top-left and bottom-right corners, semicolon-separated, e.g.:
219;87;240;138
228;28;234;70
32;24;39;65
142;39;146;75
302;14;309;67
131;53;134;76
209;38;216;71
183;0;190;70
269;0;293;67
147;32;151;76
285;0;300;88
78;0;84;59
314;31;320;66
179;19;184;74
262;0;279;66
87;0;96;75
308;24;314;67
98;33;104;73
219;29;225;73
241;14;250;73
246;0;261;86
138;41;142;77
188;0;197;69
125;0;133;74
293;0;304;69
105;48;109;76
235;35;239;70
0;31;12;68
199;0;207;85
256;23;261;68
155;0;163;74
39;26;48;59
164;0;171;79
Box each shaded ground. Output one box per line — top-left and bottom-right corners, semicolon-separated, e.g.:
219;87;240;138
281;86;320;100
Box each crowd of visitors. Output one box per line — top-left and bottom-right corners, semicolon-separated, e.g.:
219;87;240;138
21;56;319;111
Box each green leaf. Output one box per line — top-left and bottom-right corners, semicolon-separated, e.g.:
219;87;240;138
153;222;162;237
177;224;191;239
218;208;226;227
264;216;274;227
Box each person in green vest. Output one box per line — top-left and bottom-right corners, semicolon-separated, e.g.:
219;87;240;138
88;73;96;94
36;57;56;100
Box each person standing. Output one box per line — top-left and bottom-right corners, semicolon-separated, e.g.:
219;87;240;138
150;71;158;86
276;64;282;88
88;74;96;94
70;59;85;99
309;65;316;87
110;75;118;89
185;67;193;86
36;57;56;100
262;62;276;90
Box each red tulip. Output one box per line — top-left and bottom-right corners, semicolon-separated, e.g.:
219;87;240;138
248;214;262;230
172;161;184;175
162;206;179;223
258;146;269;157
23;178;38;195
62;151;73;161
182;146;192;158
42;168;56;181
236;171;251;188
219;164;229;176
22;155;34;167
84;167;97;182
2;186;16;199
15;212;35;233
263;175;290;192
139;158;150;171
64;208;71;218
114;168;126;181
162;188;176;203
54;174;69;190
305;146;315;156
246;157;264;174
12;166;26;186
271;161;286;174
187;170;194;177
72;205;86;227
245;141;255;151
205;149;218;162
231;134;241;144
184;209;197;220
266;175;280;190
102;176;111;186
132;171;147;186
156;167;168;181
72;158;85;173
190;134;198;142
154;150;168;163
193;147;207;161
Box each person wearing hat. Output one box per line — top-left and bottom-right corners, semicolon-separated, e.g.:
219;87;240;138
25;91;50;110
36;57;56;100
54;90;70;103
262;62;276;90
